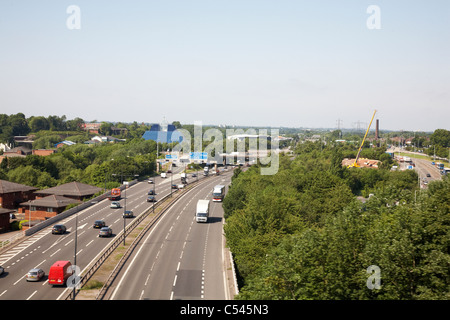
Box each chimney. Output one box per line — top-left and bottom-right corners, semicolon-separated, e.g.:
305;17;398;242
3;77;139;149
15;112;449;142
375;119;379;140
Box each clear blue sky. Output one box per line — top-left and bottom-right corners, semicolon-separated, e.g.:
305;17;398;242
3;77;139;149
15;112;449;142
1;0;449;131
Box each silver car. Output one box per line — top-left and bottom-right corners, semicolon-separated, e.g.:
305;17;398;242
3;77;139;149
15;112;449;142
110;201;121;208
99;227;112;237
26;268;45;282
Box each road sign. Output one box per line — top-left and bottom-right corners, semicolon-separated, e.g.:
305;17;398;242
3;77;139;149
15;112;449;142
165;154;178;160
189;152;208;160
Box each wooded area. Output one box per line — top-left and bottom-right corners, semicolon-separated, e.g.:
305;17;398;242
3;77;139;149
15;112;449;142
223;142;449;300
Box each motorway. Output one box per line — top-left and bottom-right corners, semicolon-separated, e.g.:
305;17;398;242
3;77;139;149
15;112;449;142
106;171;232;300
0;165;223;300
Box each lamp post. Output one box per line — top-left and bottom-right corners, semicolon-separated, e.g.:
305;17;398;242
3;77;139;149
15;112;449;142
29;200;32;229
123;180;128;246
170;169;173;197
72;204;79;300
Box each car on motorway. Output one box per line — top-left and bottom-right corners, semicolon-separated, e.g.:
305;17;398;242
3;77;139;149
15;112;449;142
98;227;113;237
148;179;154;184
110;201;121;208
147;195;156;202
171;184;178;189
26;268;45;282
148;189;155;195
48;261;72;286
52;224;66;234
426;173;431;177
191;173;197;178
123;210;133;218
93;220;106;228
0;266;4;276
177;184;185;189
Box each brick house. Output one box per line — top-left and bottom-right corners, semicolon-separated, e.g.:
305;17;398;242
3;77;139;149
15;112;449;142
0;180;38;210
0;208;15;233
19;195;81;221
82;123;102;134
32;149;55;156
33;181;102;201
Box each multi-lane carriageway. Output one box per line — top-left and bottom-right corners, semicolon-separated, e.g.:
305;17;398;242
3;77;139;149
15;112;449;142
0;167;234;300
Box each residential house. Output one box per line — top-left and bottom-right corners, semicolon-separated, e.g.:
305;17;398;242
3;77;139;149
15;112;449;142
82;122;102;134
32;149;55;156
0;208;15;233
55;140;76;148
0;180;38;210
33;181;102;201
19;195;81;221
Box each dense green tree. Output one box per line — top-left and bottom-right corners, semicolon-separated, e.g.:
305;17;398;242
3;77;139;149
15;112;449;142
224;145;449;300
430;129;450;148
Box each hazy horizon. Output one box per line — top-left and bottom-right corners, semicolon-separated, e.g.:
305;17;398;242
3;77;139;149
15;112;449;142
1;1;449;132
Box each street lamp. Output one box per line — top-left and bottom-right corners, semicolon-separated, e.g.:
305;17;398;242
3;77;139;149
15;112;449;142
123;180;128;246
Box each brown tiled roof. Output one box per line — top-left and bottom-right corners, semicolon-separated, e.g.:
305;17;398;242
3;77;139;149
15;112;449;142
34;181;102;197
21;195;81;208
0;180;38;194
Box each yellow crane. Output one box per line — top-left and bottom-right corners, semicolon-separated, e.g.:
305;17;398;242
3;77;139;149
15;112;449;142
348;109;377;168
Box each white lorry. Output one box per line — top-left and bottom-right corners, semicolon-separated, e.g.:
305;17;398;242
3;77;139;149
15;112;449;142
196;199;210;223
212;185;225;202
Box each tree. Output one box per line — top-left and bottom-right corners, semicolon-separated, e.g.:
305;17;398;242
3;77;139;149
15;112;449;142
100;122;112;136
29;116;50;132
430;129;450;148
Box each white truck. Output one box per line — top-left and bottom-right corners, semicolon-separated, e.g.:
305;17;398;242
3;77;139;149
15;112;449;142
212;185;225;202
196;199;210;223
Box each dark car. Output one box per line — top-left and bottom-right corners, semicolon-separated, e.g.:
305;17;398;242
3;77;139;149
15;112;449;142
98;227;112;237
52;225;66;234
147;195;156;202
148;189;155;195
426;173;431;177
93;220;106;229
123;210;133;218
171;184;178;189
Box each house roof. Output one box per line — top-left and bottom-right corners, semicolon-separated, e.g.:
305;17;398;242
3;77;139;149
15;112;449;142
21;195;81;208
0;208;16;214
54;140;76;147
3;146;32;155
0;180;38;194
34;181;102;197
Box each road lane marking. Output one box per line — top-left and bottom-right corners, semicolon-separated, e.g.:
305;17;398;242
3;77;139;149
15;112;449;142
26;290;37;300
86;240;94;247
50;248;61;257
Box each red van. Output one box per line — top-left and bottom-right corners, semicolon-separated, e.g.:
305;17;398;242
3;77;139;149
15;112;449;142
48;261;72;286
